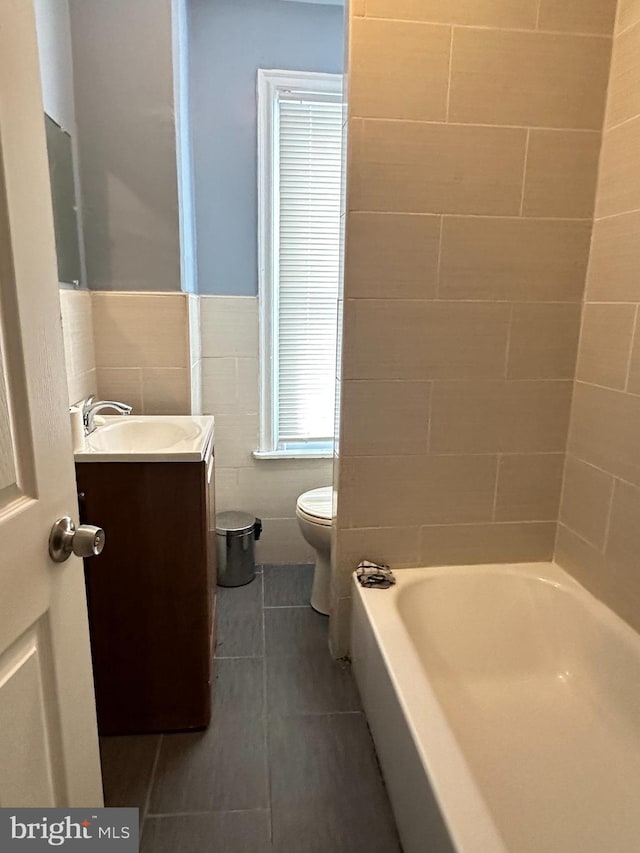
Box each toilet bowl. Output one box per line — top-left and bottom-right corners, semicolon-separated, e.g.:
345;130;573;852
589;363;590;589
295;486;333;615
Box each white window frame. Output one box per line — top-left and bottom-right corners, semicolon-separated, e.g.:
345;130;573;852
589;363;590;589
256;68;343;460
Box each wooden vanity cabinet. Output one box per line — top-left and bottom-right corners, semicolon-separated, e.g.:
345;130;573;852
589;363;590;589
76;452;216;735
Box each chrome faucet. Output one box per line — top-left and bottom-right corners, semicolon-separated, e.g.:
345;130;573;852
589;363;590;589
82;395;133;435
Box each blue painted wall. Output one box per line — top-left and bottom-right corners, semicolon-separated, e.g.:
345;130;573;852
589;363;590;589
189;0;344;296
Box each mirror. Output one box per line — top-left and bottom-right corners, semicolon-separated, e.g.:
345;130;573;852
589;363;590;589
44;114;81;286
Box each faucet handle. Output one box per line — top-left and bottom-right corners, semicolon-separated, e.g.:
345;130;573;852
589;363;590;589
83;399;133;435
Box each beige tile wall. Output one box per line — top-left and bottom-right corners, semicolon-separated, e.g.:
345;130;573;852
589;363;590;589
91;292;191;415
558;3;640;635
200;296;333;563
59;288;97;406
331;0;616;653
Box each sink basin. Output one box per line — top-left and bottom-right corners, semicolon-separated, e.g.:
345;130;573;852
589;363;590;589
88;419;202;453
75;415;214;463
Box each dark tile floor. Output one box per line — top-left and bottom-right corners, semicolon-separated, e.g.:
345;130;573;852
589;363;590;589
100;565;401;852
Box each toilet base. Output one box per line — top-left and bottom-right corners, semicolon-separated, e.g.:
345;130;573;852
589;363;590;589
310;551;331;615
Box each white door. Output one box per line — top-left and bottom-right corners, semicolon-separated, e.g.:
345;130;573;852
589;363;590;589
0;0;103;807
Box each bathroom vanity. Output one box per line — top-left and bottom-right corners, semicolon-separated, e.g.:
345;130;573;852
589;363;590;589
75;416;216;735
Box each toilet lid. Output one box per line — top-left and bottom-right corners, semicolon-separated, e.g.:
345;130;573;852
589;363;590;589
296;486;334;522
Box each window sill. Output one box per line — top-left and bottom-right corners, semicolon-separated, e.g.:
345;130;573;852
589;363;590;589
252;450;334;461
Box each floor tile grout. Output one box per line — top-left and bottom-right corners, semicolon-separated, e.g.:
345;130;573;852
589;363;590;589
140;734;162;839
260;571;274;848
215;655;265;660
267;710;364;718
147;808;271;819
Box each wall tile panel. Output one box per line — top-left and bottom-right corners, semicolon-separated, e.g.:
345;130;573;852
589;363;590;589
343;299;510;380
350;18;450;121
494;454;564;522
559;455;615;549
567;382;640;487
595;116;640;218
449;29;611;130
419;522;556;565
339;454;498;528
585;211;640;302
522;130;600;219
429;380;573;453
575;303;636;389
345;212;440;299
350;120;526;215
507;303;582;381
439;217;592;302
537;0;617;35
605;21;640;127
340;380;431;456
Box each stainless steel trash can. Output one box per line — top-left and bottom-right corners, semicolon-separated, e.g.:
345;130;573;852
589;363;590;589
216;511;262;587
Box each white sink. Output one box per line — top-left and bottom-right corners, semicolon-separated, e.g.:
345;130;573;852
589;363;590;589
75;415;214;463
89;419;202;453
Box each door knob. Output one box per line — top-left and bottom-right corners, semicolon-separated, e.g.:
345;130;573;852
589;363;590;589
49;517;106;563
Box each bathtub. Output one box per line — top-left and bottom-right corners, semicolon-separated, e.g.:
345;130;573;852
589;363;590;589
351;563;640;853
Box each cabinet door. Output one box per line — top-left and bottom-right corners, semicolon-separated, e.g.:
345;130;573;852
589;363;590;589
78;461;211;734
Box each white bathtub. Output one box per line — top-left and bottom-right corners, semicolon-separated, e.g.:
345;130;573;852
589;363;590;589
351;563;640;853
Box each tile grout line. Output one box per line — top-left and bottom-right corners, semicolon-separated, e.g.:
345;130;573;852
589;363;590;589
615;17;640;38
338;451;568;463
601;477;617;556
576;376;640;399
604;110;640;135
348;209;593;223
623;304;639;391
444;27;455;122
339;371;578;378
147;808;272;819
567;454;631;516
518;129;531;216
417;518;557;529
260;571;274;847
140;735;163;838
349;115;602;133
557;518;609;557
503;303;514;379
425;381;434;453
434;215;444;299
215;654;265;660
594;205;640;223
267;710;364;718
138;366;145;414
361;16;610;38
491;455;502;522
553;451;570;558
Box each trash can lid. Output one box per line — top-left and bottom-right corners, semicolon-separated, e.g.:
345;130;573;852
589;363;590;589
216;510;257;534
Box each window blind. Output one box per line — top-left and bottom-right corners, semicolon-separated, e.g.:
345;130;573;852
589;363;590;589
275;94;342;449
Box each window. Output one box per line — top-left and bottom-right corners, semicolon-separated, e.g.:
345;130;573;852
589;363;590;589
257;69;343;458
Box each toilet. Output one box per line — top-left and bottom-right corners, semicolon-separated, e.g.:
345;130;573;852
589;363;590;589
295;485;334;615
